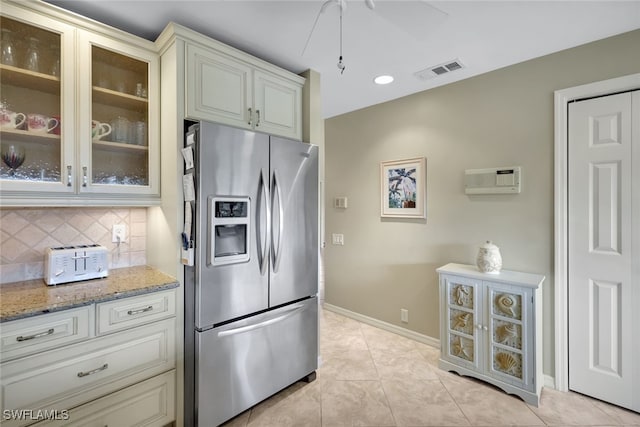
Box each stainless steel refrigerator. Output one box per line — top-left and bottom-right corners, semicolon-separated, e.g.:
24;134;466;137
184;121;318;426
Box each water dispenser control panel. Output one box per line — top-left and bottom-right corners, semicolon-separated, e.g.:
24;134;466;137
209;197;250;266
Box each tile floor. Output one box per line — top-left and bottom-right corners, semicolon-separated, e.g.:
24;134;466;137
223;308;640;426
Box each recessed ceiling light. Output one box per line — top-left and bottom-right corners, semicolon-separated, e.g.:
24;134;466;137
374;75;394;85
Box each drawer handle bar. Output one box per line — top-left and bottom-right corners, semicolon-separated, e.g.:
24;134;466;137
127;306;153;315
77;363;108;378
16;328;54;342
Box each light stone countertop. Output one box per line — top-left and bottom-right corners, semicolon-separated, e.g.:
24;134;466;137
0;265;179;323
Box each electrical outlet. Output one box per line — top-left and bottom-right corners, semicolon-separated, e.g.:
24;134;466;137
112;224;126;243
400;308;409;323
331;233;344;245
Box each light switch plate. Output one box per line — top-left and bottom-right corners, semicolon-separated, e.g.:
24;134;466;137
331;233;344;245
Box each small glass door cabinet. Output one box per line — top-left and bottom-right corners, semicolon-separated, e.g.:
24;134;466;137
78;30;159;196
0;14;75;193
486;282;532;390
444;275;480;370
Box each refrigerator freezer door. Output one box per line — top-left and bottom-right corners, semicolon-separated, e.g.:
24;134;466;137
196;297;318;426
269;138;319;307
194;122;270;328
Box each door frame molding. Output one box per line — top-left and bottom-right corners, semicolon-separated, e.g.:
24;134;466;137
553;72;640;392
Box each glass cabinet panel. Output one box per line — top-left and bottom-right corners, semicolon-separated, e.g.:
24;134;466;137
90;45;149;187
0;16;64;185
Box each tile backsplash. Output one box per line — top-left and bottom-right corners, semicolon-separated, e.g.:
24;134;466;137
0;207;146;284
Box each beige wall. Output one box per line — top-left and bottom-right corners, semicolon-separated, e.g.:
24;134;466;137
324;29;640;379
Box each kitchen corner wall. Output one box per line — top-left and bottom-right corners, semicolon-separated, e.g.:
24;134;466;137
0;207;147;284
324;29;640;379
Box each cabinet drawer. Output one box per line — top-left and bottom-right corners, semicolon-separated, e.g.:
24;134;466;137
96;289;176;335
0;306;92;362
34;371;175;427
0;318;175;426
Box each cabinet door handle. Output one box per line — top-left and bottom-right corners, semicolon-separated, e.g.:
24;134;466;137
82;166;88;187
16;328;54;342
66;165;72;187
77;363;108;378
127;305;153;315
248;108;253;125
255;109;260;127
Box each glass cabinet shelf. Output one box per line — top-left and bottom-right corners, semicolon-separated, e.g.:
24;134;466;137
0;64;60;94
92;139;148;153
0;128;60;143
92;86;148;110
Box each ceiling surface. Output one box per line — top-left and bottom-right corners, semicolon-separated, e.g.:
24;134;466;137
46;0;640;118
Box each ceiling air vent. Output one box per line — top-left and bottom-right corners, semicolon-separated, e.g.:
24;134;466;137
414;58;465;81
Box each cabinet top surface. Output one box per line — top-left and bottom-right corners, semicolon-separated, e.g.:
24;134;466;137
437;263;545;288
0;265;178;323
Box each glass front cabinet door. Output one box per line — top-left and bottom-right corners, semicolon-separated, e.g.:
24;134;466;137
0;13;75;194
77;30;159;197
78;31;159;194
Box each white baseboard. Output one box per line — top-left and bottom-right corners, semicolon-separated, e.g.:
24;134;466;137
544;374;556;389
323;303;440;349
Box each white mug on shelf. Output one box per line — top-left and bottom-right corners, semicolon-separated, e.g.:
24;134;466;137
0;110;27;130
28;113;59;134
91;120;112;140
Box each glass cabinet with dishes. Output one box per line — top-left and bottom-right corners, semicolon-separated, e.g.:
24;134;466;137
0;15;73;192
0;2;159;204
77;30;159;196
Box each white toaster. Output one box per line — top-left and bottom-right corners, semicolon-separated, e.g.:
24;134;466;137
44;244;109;285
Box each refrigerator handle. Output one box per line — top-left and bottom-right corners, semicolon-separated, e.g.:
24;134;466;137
258;168;270;276
272;169;284;273
217;302;307;337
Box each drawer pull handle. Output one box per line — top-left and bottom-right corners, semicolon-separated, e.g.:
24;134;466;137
77;363;108;378
16;328;54;342
127;306;153;315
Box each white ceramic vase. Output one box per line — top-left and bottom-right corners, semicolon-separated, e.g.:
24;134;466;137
476;240;502;274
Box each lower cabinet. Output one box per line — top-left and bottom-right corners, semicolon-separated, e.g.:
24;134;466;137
0;289;177;427
34;371;175;427
437;263;545;406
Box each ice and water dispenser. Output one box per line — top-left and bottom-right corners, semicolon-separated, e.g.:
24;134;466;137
209;197;250;266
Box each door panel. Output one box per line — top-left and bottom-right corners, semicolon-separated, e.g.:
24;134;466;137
568;92;636;410
195;122;269;328
269;138;318;307
196;297;317;426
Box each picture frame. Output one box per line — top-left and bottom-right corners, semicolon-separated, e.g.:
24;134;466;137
380;157;426;218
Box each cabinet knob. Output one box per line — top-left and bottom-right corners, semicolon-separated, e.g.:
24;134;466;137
476;324;482;330
483;325;488;331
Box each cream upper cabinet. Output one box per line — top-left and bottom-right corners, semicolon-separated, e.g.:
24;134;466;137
77;30;159;197
437;263;544;406
0;9;76;196
0;1;160;206
253;69;302;139
186;41;303;140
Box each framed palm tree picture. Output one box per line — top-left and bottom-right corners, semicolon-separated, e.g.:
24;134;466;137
380;157;426;218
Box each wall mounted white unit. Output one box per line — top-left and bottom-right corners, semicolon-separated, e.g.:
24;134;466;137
464;166;521;194
437;263;544;406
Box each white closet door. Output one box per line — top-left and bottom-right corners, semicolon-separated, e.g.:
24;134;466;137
568;91;638;412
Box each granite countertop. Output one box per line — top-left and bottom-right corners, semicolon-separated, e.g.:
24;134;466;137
0;265;179;323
